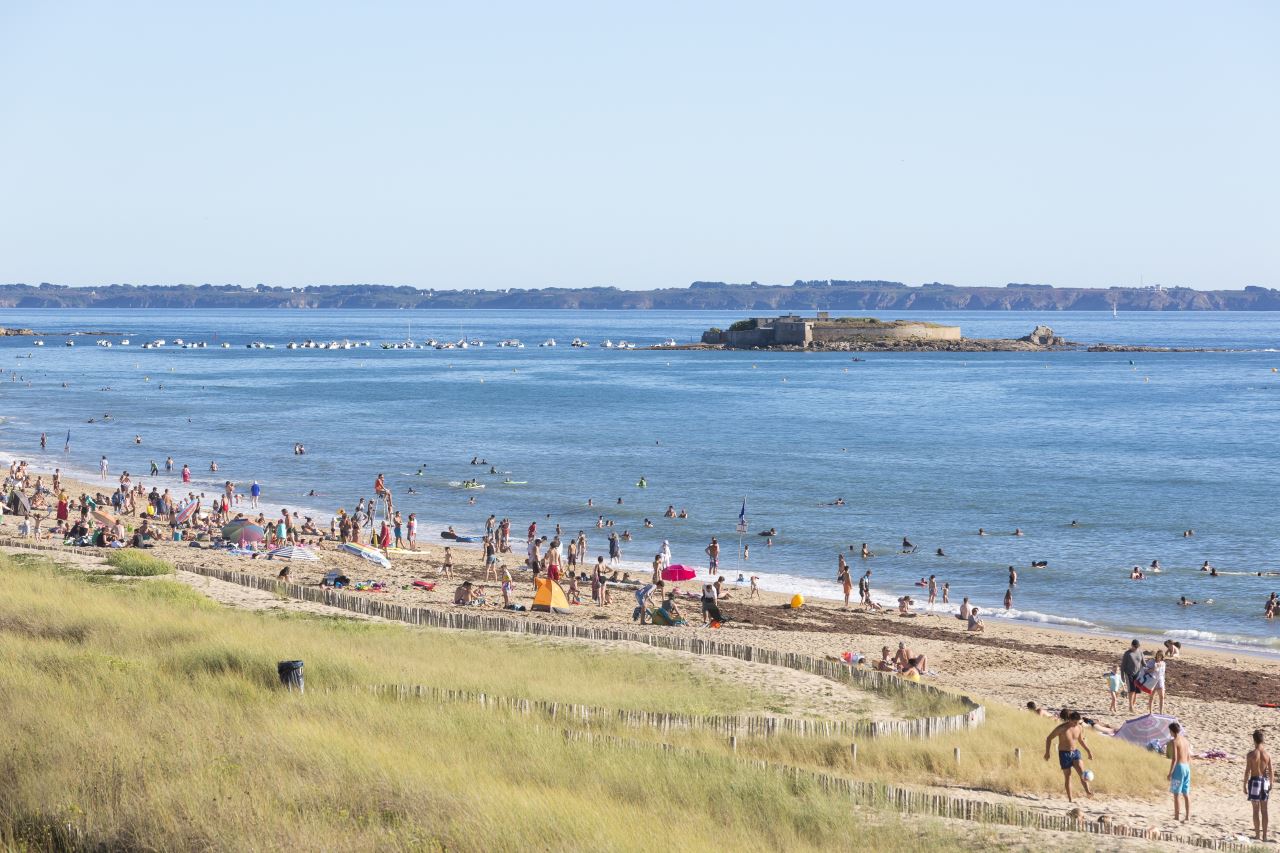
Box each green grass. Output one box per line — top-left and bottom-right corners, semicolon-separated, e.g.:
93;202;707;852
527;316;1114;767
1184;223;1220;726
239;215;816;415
104;549;174;576
0;554;1003;851
653;700;1166;799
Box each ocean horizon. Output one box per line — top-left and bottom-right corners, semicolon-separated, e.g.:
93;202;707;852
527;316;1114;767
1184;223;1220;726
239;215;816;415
3;308;1278;651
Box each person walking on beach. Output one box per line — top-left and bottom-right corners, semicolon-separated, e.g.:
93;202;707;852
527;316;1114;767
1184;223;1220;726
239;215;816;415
99;455;108;480
859;570;872;606
407;512;417;551
1121;640;1144;713
608;532;621;568
1247;729;1273;841
838;556;852;609
927;574;937;607
1044;710;1094;803
250;480;261;509
705;537;719;573
1168;722;1192;822
1146;650;1168;714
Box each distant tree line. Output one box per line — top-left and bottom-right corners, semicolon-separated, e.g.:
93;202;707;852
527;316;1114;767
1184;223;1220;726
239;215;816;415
1;281;1276;310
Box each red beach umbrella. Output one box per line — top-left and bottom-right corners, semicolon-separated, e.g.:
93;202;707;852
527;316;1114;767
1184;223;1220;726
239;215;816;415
661;564;697;582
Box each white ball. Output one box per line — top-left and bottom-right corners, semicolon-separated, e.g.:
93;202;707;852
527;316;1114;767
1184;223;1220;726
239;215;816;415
1083;770;1095;782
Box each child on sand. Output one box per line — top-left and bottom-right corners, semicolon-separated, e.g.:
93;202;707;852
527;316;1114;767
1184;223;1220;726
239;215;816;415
1168;722;1191;822
1106;665;1123;712
749;575;759;599
1246;729;1272;841
441;546;454;579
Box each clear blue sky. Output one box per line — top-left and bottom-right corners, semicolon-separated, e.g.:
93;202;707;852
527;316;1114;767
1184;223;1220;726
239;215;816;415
1;1;1275;290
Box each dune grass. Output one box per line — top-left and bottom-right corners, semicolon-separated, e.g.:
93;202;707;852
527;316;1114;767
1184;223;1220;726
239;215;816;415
654;700;1167;799
104;549;174;576
0;555;1009;851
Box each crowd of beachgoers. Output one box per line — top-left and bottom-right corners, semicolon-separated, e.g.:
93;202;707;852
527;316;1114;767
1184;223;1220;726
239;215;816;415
5;444;1280;843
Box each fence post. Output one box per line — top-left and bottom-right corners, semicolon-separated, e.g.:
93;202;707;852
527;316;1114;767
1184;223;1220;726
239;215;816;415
850;743;858;765
729;735;737;753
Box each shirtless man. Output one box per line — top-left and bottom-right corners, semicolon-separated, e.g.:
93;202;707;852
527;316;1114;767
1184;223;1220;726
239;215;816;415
1168;721;1191;822
1246;729;1273;841
1044;711;1094;802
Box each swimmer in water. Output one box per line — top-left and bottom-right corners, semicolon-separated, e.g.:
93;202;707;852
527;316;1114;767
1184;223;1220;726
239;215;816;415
1178;596;1197;606
936;548;946;557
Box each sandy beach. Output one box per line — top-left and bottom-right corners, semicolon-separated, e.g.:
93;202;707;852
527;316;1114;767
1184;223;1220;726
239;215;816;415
7;463;1280;845
7;455;1280;840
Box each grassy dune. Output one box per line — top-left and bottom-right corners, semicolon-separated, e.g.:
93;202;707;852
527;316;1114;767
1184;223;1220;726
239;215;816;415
663;699;1167;798
0;555;986;851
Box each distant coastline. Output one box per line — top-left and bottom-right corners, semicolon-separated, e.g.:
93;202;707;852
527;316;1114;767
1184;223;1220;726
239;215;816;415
2;280;1279;310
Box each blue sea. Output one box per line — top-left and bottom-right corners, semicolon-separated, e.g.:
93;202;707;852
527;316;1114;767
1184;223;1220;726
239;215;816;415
2;309;1278;650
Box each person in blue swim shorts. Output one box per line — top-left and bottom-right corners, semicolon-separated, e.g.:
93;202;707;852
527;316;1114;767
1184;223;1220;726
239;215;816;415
1045;710;1094;802
1167;721;1192;822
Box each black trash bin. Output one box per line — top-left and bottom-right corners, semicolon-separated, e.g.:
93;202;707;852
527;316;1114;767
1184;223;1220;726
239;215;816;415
277;660;305;693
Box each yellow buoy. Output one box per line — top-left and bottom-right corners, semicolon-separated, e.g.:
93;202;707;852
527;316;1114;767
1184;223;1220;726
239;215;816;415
790;594;804;609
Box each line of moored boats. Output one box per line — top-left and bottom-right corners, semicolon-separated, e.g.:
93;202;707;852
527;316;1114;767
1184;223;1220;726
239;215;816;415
33;336;682;351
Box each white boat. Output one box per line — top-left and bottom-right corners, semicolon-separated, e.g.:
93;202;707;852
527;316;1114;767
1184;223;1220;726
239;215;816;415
220;342;231;348
119;339;130;346
154;340;166;347
618;341;636;350
540;338;557;347
457;340;469;349
571;338;588;348
600;339;614;349
64;340;74;347
468;339;484;347
286;342;298;349
660;338;678;347
173;338;185;346
32;340;44;346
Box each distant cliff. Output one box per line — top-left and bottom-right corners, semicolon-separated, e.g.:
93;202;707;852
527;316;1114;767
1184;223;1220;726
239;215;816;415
2;281;1278;310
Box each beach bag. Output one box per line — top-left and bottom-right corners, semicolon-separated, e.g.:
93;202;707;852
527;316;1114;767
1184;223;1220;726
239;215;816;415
1136;667;1158;694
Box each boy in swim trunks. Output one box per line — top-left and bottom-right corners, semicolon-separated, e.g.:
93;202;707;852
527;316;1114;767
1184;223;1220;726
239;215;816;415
1167;722;1191;822
1044;711;1093;802
1246;729;1272;841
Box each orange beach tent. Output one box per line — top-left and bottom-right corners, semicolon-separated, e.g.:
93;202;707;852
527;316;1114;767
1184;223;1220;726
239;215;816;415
531;578;570;614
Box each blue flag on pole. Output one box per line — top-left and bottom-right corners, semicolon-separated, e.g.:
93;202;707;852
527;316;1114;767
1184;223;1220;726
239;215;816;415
64;429;70;453
737;499;747;532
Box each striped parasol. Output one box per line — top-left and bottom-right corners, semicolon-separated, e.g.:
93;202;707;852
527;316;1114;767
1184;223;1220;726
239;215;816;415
1115;713;1181;749
174;501;199;525
221;519;264;545
341;542;391;569
268;545;319;561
